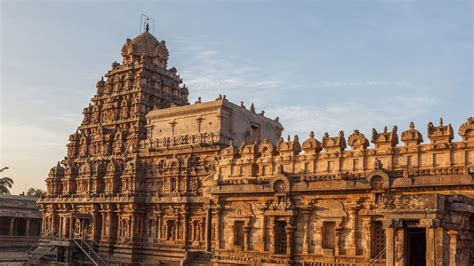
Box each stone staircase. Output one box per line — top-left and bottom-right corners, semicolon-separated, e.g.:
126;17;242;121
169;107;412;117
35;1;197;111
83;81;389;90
24;232;57;266
72;238;107;266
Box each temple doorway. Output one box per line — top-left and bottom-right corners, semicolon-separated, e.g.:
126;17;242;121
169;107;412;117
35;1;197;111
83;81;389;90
274;221;287;254
406;228;426;266
73;217;91;239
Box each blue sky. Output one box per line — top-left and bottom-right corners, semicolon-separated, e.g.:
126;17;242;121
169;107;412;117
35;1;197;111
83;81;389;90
1;0;472;194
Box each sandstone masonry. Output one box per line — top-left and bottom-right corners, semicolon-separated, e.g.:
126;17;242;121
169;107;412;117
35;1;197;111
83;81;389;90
36;28;474;266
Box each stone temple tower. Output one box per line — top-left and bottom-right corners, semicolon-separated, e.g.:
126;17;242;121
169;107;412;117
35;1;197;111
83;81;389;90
46;28;189;196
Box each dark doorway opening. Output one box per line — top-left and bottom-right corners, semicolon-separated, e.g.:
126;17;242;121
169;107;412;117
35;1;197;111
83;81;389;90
274;221;287;254
233;221;244;246
406;228;426;266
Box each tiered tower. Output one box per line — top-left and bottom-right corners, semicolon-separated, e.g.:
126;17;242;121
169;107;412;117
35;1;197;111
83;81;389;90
46;28;189;197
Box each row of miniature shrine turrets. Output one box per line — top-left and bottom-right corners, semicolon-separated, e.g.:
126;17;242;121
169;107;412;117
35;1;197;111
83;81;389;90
221;117;473;158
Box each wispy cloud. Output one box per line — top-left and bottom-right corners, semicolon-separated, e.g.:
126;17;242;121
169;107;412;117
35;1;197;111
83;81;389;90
268;95;439;139
174;37;288;103
173;36;440;134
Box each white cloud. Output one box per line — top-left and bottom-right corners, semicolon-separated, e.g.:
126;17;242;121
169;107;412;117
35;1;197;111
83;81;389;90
267;95;439;139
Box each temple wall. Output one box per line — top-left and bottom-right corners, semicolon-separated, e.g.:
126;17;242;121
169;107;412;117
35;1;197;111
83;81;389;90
146;98;283;149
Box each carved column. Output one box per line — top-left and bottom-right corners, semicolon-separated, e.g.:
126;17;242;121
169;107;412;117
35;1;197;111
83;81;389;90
285;225;295;256
101;212;106;238
217;208;222;249
58;217;63;238
302;209;311;254
157;210;162;240
362;217;371;260
191;221;195;242
421;218;441;266
243;225;251;251
25;218;31;237
347;206;360;256
448;230;458;266
91;212;97;240
256;206;266;252
212;207;223;249
426;227;437;266
314;221;323;255
69;217;74;239
9;217;14;236
385;220;395;266
269;217;275;254
65;217;70;239
335;226;342;256
52;211;58;235
182;209;188;243
107;211;113;241
395;226;406;266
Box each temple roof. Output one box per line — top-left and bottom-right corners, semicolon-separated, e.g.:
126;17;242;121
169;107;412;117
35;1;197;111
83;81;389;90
121;31;169;60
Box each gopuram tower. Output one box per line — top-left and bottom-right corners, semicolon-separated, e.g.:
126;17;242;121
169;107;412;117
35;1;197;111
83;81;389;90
46;27;189;196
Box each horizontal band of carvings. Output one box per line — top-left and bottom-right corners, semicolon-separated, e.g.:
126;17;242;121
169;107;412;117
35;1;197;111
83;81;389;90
218;165;472;184
141;131;232;149
213;251;290;263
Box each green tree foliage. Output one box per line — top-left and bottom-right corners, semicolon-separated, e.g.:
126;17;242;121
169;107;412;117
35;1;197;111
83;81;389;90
0;167;14;195
26;187;45;197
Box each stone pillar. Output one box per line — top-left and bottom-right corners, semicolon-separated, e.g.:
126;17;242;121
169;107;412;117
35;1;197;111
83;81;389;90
314;222;322;255
182;210;188;243
435;227;445;266
200;221;205;242
107;212;113;240
9;217;14;236
41;217;45;235
205;207;212;251
157;211;162;240
257;207;266;252
385;222;395;266
395;226;406;266
59;217;63;238
69;217;74;239
25;218;31;237
447;230;458;266
426;227;437;266
302;210;311;254
64;217;69;239
335;226;342;256
269;217;275;254
362;217;371;260
285;225;295;256
243;226;251;251
213;207;223;249
100;213;105;238
421;218;441;266
347;206;360;256
52;212;57;235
